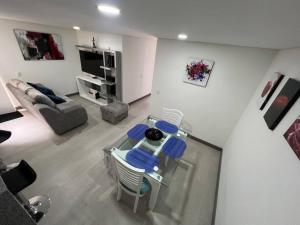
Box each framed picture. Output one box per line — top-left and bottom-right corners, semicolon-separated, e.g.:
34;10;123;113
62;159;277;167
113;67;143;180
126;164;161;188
14;29;64;61
257;72;285;110
284;115;300;160
264;78;300;130
183;57;214;87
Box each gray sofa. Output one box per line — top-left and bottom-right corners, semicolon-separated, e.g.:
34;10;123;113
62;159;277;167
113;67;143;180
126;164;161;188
6;79;88;135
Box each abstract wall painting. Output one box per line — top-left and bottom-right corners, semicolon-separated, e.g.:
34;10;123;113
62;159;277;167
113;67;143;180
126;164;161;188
183;57;215;87
264;78;300;130
257;72;285;110
14;29;64;61
284;115;300;160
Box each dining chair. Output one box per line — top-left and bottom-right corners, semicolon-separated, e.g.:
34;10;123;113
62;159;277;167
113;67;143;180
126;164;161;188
162;107;184;127
111;151;151;213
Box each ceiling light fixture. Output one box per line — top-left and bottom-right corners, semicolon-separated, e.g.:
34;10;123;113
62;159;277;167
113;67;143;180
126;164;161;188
97;4;120;16
73;26;80;30
178;33;188;40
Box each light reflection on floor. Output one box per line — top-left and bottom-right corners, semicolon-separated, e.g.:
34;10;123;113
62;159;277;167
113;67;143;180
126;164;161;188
0;111;56;152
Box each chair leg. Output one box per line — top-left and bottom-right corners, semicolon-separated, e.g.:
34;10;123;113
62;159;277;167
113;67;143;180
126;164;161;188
117;184;122;201
133;195;140;213
165;156;169;167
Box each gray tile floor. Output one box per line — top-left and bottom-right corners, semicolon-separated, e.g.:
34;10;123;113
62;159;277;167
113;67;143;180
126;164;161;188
0;96;220;225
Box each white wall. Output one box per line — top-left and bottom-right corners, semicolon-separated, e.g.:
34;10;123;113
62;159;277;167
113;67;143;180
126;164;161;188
150;39;276;147
0;18;81;95
215;48;300;225
76;30;122;51
122;36;157;103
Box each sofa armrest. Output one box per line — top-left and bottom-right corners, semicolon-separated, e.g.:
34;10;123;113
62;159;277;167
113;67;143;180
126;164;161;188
34;104;60;115
35;103;87;135
33;104;61;129
55;101;83;113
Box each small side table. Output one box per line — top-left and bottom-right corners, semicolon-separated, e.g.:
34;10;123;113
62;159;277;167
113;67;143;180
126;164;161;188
100;102;128;124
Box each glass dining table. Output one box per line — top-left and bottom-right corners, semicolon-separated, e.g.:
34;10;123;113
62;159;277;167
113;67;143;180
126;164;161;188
108;115;188;210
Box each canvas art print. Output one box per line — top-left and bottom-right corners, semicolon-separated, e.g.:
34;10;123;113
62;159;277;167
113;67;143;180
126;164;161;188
257;72;285;110
14;29;64;60
284;115;300;160
183;58;214;87
264;78;300;130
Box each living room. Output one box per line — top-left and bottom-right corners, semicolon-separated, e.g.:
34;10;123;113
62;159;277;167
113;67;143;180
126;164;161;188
0;1;299;225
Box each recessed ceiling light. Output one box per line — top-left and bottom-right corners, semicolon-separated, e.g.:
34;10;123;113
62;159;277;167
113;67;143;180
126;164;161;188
178;33;188;40
73;26;80;30
97;4;120;16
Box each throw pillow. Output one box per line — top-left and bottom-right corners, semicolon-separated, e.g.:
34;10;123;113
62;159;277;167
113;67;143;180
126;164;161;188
27;89;56;108
18;82;33;93
47;95;66;104
27;82;55;96
9;79;22;88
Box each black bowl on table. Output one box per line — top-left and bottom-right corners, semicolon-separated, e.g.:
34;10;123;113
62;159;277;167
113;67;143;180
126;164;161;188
145;128;163;146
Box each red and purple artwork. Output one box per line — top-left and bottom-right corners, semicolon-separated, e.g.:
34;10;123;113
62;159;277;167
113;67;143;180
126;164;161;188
183;58;214;87
257;72;285;110
14;29;64;61
263;78;300;130
284;115;300;160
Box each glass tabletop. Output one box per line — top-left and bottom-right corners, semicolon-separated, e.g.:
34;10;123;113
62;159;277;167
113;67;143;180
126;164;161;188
111;115;188;186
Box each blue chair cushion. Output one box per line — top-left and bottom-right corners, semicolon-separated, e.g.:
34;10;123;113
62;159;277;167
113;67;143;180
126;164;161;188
140;178;151;194
127;124;149;141
121;177;150;194
162;137;187;159
155;120;179;134
126;148;159;173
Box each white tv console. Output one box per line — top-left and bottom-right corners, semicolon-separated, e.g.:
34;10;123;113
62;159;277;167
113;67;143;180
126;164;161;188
76;74;115;106
75;45;122;106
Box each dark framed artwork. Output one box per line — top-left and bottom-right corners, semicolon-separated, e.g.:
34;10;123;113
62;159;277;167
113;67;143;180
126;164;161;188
257;72;285;110
263;78;300;130
14;29;64;61
284;115;300;160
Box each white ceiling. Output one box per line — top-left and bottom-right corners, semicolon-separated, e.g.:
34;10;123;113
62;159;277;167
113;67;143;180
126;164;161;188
1;0;300;49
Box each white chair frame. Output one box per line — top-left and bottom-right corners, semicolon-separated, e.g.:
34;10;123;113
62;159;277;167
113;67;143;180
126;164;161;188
111;151;147;213
162;107;184;127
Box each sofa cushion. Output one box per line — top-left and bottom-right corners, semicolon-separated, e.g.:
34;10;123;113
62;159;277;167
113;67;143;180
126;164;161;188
27;89;56;108
9;79;22;88
18;82;33;94
47;95;66;104
27;82;55;96
59;95;73;102
27;83;67;104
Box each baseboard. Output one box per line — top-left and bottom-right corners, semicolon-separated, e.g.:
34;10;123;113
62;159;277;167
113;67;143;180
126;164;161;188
188;134;222;151
128;93;151;105
0;111;23;123
66;92;79;97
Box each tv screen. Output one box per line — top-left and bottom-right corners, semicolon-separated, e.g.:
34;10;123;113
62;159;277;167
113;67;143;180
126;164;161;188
79;50;105;78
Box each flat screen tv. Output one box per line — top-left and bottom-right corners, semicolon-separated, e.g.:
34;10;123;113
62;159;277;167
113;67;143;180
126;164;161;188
79;50;105;78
